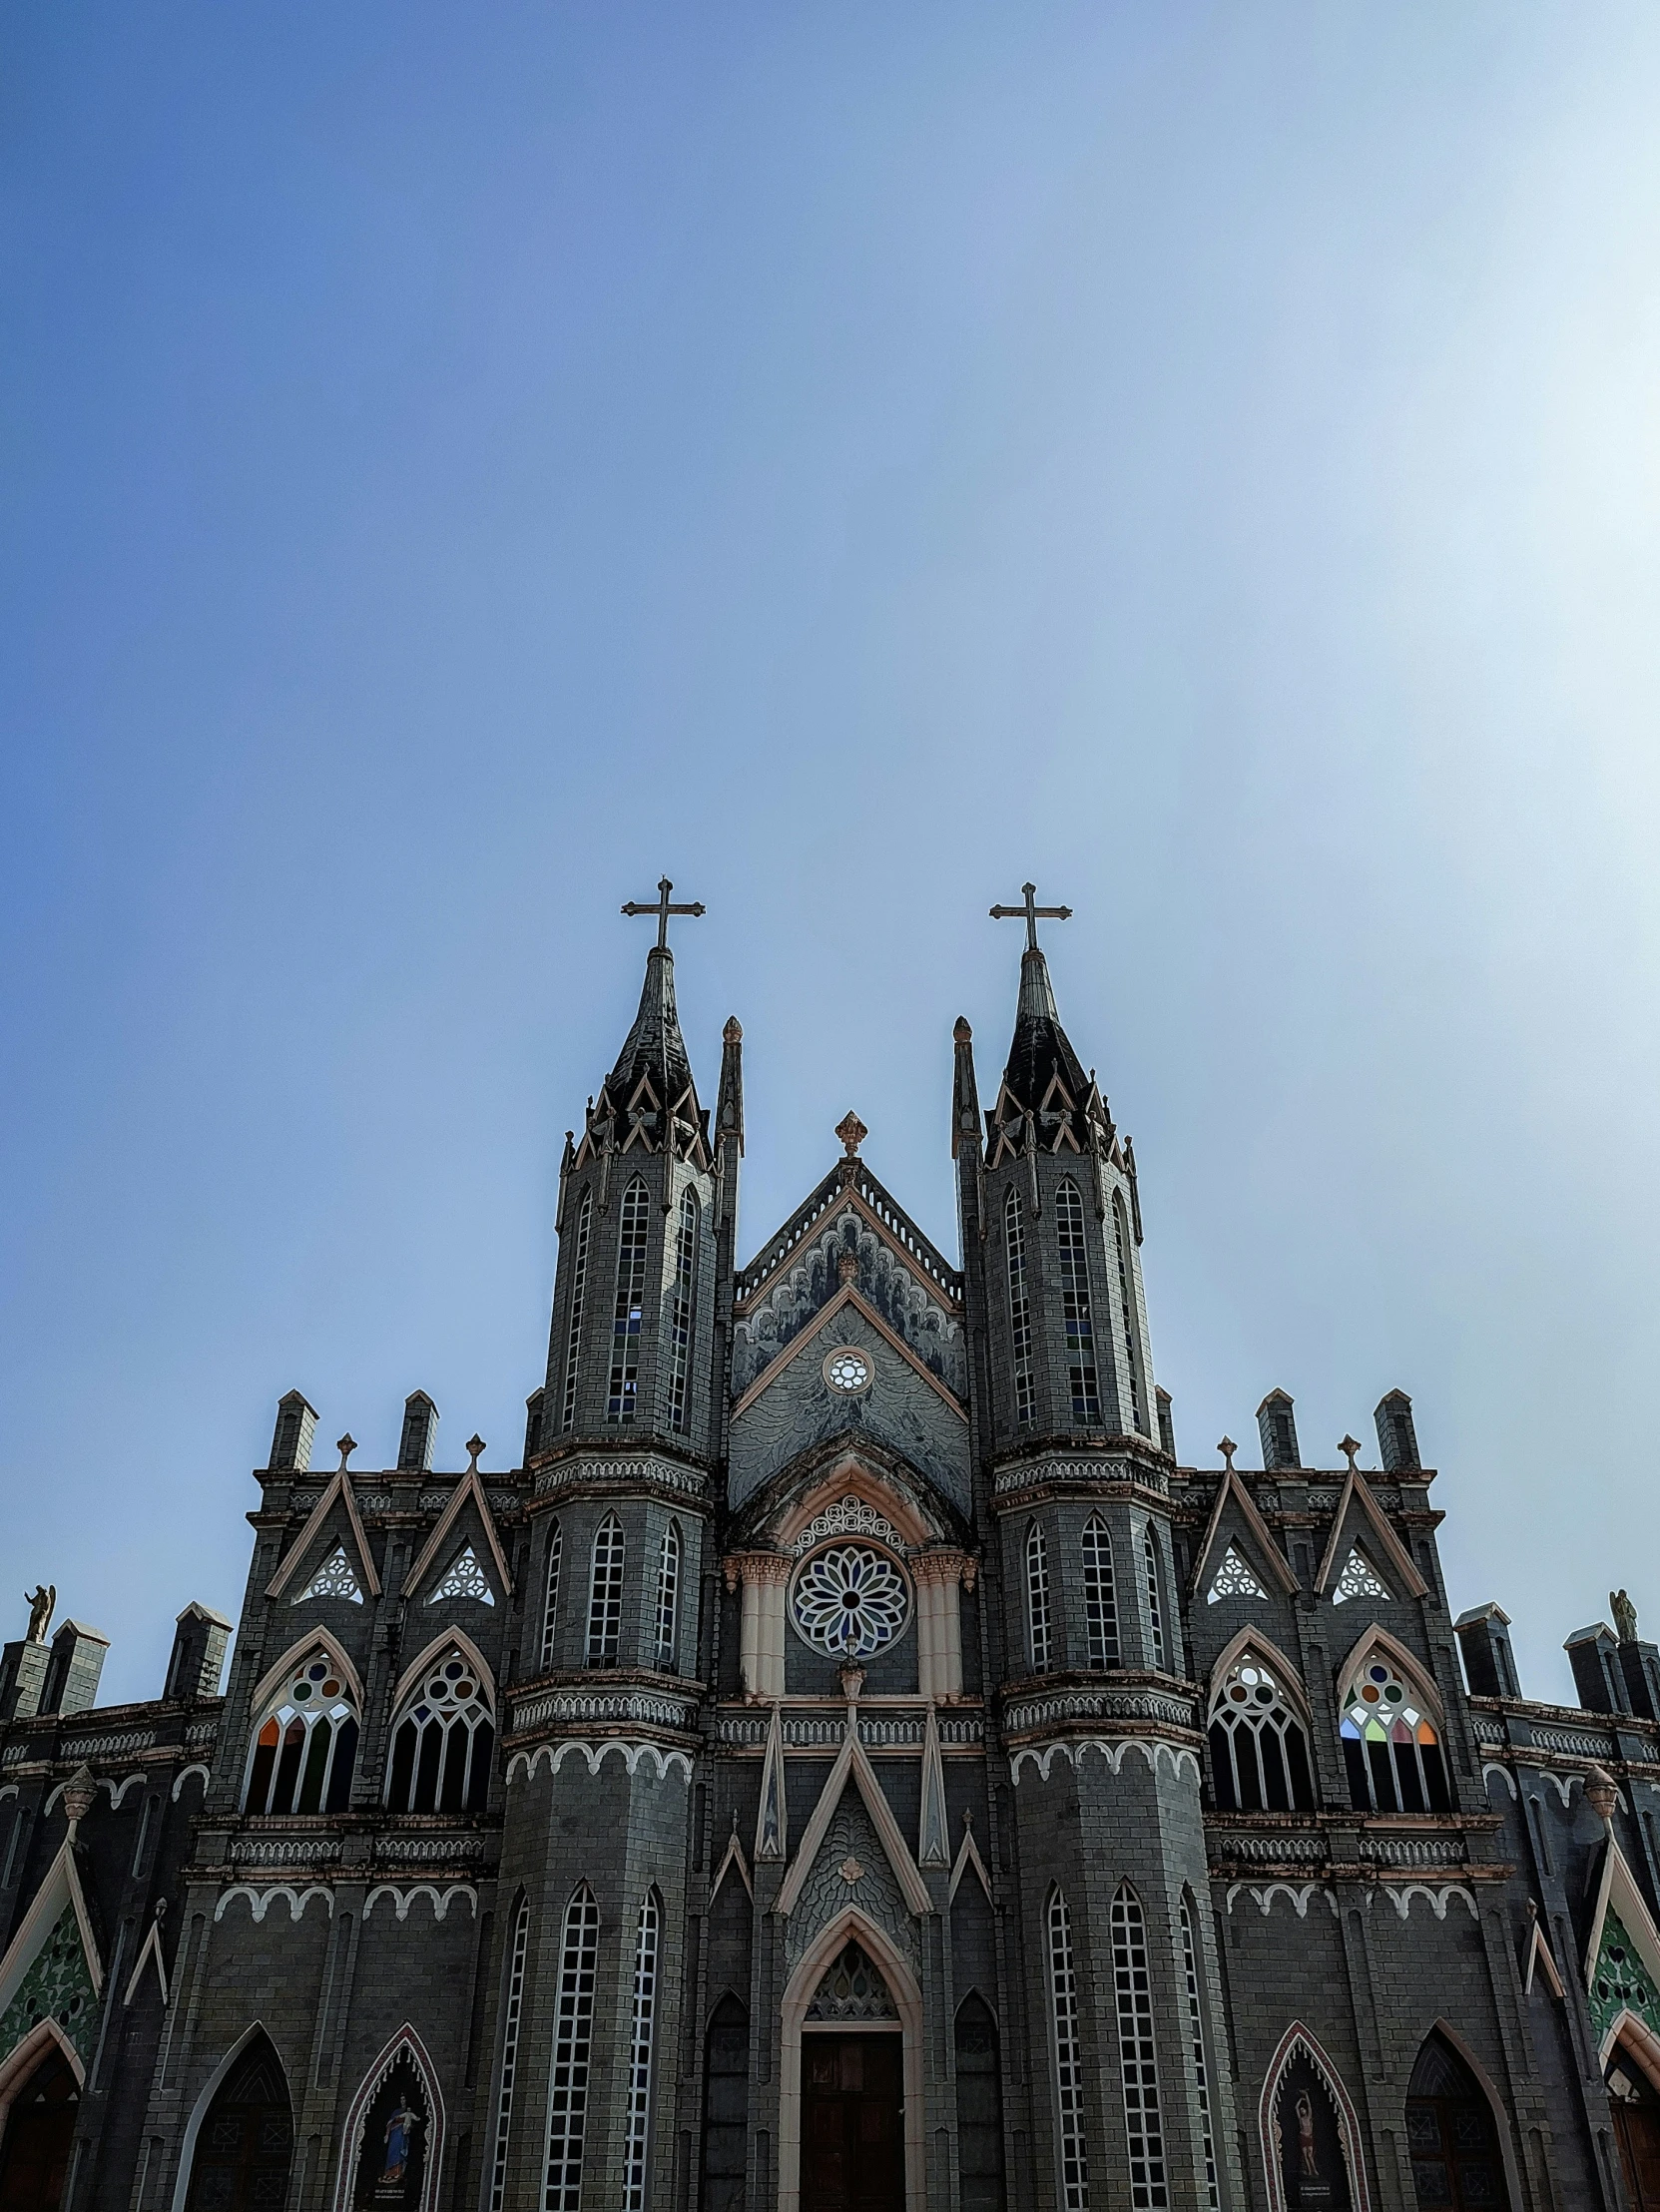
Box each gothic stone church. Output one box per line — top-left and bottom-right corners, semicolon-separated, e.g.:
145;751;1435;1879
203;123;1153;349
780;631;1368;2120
8;895;1660;2212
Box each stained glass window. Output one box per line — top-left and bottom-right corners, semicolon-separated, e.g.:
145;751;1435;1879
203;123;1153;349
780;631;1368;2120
1112;1884;1167;2211
1333;1547;1391;1605
1056;1179;1100;1424
244;1651;358;1815
1208;1653;1315;1813
560;1189;592;1434
543;1886;600;2210
1006;1188;1035;1427
608;1179;650;1423
428;1545;493;1605
588;1516;625;1666
1048;1890;1090;2211
385;1649;494;1815
1206;1546;1267;1605
622;1893;660;2212
1340;1652;1450;1814
297;1546;363;1605
1027;1522;1053;1673
1589;1909;1660;2048
1083;1516;1118;1669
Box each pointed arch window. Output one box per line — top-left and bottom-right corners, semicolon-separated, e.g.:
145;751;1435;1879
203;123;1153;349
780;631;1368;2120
622;1892;661;2212
1113;1192;1148;1435
1179;1897;1219;2210
488;1898;531;2212
560;1188;592;1435
1111;1883;1167;2210
1005;1188;1035;1427
1026;1521;1053;1674
543;1885;601;2211
1082;1516;1119;1669
1208;1651;1315;1813
1056;1180;1101;1424
1143;1525;1166;1670
539;1520;563;1672
655;1521;682;1673
588;1515;626;1667
385;1646;494;1814
1047;1889;1090;2211
667;1187;700;1435
244;1649;358;1814
608;1179;650;1423
1341;1649;1450;1813
183;2033;292;2212
1406;2032;1511;2210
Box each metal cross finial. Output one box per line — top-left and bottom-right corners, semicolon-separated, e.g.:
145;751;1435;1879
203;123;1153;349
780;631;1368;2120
621;875;706;951
989;880;1072;952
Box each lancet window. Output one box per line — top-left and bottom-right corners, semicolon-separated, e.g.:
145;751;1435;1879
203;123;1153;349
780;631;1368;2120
1179;1896;1219;2211
608;1179;650;1423
1114;1193;1147;1435
622;1892;661;2212
1341;1650;1450;1813
560;1188;592;1434
666;1187;699;1434
1027;1521;1053;1673
245;1650;358;1815
1056;1179;1101;1423
654;1521;681;1673
588;1515;625;1666
489;1898;531;2212
544;1885;601;2211
1111;1883;1167;2210
1208;1651;1315;1814
1048;1889;1090;2212
1082;1515;1119;1669
1143;1525;1166;1670
1005;1187;1035;1426
540;1519;563;1671
385;1647;494;1814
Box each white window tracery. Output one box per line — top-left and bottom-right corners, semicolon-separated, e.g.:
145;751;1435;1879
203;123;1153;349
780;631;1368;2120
791;1545;910;1661
622;1892;660;2212
1207;1651;1315;1813
1027;1522;1053;1673
385;1647;494;1814
1205;1545;1267;1604
1341;1649;1449;1814
244;1649;358;1814
1333;1546;1391;1604
1111;1883;1167;2209
588;1515;625;1666
1048;1889;1090;2211
428;1544;494;1605
544;1885;601;2210
789;1495;907;1556
296;1546;363;1605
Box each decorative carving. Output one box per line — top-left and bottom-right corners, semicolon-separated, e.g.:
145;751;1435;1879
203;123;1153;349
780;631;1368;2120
1333;1548;1390;1605
427;1546;493;1605
297;1547;364;1605
792;1547;910;1661
835;1112;868;1157
807;1939;896;2021
790;1496;907;1557
1206;1546;1267;1604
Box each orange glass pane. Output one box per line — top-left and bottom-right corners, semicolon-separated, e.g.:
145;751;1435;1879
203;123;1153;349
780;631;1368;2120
258;1719;279;1747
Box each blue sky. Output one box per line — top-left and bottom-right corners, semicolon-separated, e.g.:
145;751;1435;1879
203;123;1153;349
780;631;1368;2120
5;5;1660;1705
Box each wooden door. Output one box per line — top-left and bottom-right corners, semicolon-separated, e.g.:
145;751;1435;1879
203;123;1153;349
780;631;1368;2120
1614;2098;1660;2209
0;2050;79;2212
183;2039;292;2212
801;2034;904;2212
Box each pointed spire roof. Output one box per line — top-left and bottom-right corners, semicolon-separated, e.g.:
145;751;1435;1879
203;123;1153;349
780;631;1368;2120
607;943;695;1107
1000;942;1091;1114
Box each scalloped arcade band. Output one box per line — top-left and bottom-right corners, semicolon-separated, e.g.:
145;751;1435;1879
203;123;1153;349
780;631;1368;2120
0;881;1654;2212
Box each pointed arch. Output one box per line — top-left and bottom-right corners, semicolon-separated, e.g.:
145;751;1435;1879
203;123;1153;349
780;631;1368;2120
1336;1625;1450;1815
539;1517;564;1671
771;1457;939;1552
170;2024;292;2212
1209;1629;1313;1721
389;1627;496;1718
1406;2021;1521;2212
559;1185;593;1433
622;1890;662;2211
1314;1472;1427;1601
243;1641;360;1814
654;1518;683;1672
1046;1885;1090;2211
1110;1882;1166;2206
1178;1889;1220;2211
1005;1184;1035;1426
1258;2021;1372;2212
608;1176;651;1422
587;1513;626;1665
1055;1177;1101;1424
330;2024;446;2212
384;1637;495;1815
248;1629;364;1722
405;1466;513;1604
1334;1623;1445;1727
701;1991;750;2212
1026;1519;1053;1673
954;1989;1005;2208
779;1907;924;2212
1081;1514;1118;1670
1112;1188;1148;1435
265;1471;380;1602
1189;1471;1300;1601
487;1893;531;2212
0;2017;82;2140
666;1184;701;1434
542;1884;601;2210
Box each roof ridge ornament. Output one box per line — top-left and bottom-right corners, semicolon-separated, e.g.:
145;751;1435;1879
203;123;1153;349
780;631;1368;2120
835;1111;867;1158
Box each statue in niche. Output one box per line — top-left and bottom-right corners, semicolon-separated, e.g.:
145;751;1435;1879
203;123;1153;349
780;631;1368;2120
24;1585;55;1644
1613;1589;1640;1645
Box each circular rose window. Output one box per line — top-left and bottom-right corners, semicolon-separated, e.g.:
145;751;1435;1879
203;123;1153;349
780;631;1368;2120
824;1347;872;1394
791;1543;910;1659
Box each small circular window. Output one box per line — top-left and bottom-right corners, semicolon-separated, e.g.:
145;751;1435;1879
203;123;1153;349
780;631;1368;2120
824;1348;871;1394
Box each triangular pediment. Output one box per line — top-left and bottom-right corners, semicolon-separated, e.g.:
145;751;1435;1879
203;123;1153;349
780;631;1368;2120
1189;1470;1299;1602
405;1469;512;1604
1314;1473;1426;1602
266;1472;381;1604
0;1840;103;2073
777;1726;932;1921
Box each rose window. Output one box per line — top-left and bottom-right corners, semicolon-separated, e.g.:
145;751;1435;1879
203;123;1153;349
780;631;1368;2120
824;1348;871;1394
791;1544;910;1659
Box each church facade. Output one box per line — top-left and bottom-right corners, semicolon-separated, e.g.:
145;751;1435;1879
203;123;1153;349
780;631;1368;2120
7;893;1660;2212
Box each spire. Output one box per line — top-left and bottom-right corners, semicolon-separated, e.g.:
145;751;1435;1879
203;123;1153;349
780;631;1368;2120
716;1016;745;1156
606;941;695;1108
572;880;713;1169
985;883;1110;1159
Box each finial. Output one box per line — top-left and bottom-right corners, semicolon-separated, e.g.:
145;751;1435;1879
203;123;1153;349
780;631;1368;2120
835;1111;867;1157
989;880;1073;952
1585;1764;1619;1827
839;1662;864;1706
60;1763;98;1836
1217;1436;1237;1471
1340;1435;1362;1472
724;1015;743;1044
466;1434;486;1471
621;875;706;952
336;1434;356;1469
953;1016;972;1044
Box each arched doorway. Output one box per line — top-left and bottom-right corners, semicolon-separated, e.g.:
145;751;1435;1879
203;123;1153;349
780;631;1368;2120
1608;2048;1660;2209
183;2033;292;2212
700;1994;749;2212
801;1942;901;2212
953;1993;1004;2212
0;2045;79;2212
1404;2032;1511;2211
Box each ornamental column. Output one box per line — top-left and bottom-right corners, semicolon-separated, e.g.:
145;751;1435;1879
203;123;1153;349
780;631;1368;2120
912;1547;976;1700
725;1551;791;1699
